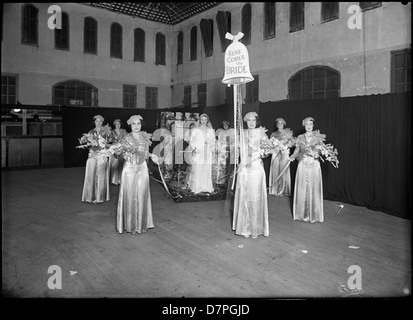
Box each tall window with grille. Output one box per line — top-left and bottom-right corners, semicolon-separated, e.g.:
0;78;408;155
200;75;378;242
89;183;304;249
197;83;207;108
359;2;382;11
123;85;137;108
264;3;276;39
321;2;339;23
391;49;411;93
156;33;166;65
246;75;259;104
2;74;18;104
22;4;38;45
134;28;145;62
290;2;304;33
84;17;97;54
200;19;214;57
288;66;340;100
146;87;158;109
110;23;123;59
55;12;69;50
190;26;197;61
53;80;97;106
183;86;191;107
241;4;251;45
177;31;183;65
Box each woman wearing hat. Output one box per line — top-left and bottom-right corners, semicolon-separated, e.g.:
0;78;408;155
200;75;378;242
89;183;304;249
289;117;324;223
109;119;127;185
186;113;216;193
268;118;294;196
115;115;158;234
81;115;111;203
232;112;269;238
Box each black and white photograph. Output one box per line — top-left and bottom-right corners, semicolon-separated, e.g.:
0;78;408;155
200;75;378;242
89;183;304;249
1;1;411;311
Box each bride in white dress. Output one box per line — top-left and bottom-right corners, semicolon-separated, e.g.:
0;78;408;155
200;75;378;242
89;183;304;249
186;114;216;193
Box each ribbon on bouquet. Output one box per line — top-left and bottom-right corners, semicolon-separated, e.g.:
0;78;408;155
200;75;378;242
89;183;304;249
266;159;292;191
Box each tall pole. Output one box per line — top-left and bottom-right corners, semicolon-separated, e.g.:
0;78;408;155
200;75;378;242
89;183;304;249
231;83;238;190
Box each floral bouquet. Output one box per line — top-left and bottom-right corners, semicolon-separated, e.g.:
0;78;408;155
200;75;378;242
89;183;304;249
316;143;339;168
304;130;339;168
259;138;280;157
76;124;112;157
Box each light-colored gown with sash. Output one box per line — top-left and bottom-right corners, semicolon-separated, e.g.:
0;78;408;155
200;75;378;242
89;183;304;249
116;132;154;234
81;128;110;203
233;127;269;238
268;129;293;196
292;133;324;223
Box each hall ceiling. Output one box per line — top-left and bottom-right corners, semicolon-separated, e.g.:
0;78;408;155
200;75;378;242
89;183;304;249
88;2;221;25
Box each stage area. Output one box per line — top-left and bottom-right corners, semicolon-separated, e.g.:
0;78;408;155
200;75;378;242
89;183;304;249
2;167;411;298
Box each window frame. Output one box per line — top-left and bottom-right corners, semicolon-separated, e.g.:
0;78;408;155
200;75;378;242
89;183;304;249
21;4;38;46
289;2;305;33
288;66;341;100
110;22;123;59
391;48;411;93
321;2;339;23
123;84;137;108
55;11;69;51
134;28;145;62
263;2;276;40
84;17;98;54
1;73;19;105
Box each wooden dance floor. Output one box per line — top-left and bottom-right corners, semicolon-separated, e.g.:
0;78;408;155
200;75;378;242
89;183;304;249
2;167;411;298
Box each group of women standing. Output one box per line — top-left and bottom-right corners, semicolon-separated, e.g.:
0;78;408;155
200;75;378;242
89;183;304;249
232;113;325;239
80;112;328;239
81;114;157;235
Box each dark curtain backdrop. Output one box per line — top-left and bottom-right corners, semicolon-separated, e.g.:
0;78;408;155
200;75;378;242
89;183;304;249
259;92;411;219
62;93;411;219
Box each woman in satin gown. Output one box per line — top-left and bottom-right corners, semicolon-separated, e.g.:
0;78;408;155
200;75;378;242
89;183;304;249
109;119;127;185
269;118;294;196
290;117;324;223
116;115;158;234
81;115;111;203
233;112;269;238
186;114;216;193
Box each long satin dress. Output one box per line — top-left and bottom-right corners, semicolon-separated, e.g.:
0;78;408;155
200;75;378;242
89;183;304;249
268;130;293;196
116;132;154;234
293;134;324;223
81;128;110;203
233;128;269;238
109;128;127;185
187;126;215;193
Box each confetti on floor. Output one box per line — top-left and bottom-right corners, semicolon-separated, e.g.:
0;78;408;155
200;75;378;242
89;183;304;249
348;246;360;249
69;271;77;275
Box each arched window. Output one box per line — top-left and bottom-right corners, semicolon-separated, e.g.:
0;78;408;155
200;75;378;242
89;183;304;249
190;26;197;61
155;32;166;66
110;22;123;59
55;12;69;50
177;31;183;65
22;4;38;45
84;17;97;54
241;4;251;45
134;28;145;62
53;80;98;106
288;66;340;100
